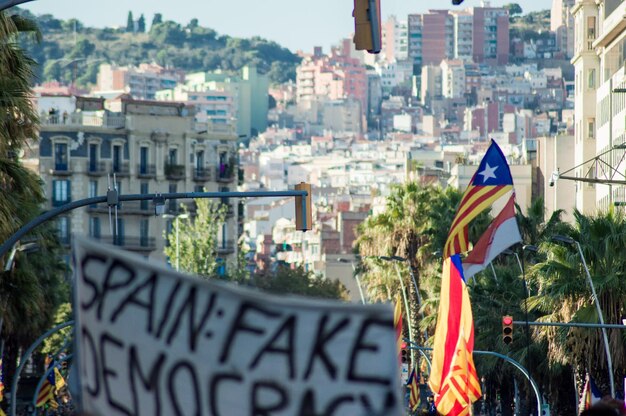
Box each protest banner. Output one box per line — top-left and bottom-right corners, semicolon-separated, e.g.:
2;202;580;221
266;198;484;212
73;237;401;415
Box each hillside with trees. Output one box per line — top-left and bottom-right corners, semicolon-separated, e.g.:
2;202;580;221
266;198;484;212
14;8;302;88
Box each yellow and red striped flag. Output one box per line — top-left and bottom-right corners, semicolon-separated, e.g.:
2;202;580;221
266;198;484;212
443;140;513;258
394;294;403;366
407;368;421;411
429;255;481;416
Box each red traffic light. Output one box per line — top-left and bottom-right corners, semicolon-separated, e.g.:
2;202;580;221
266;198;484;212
502;315;513;345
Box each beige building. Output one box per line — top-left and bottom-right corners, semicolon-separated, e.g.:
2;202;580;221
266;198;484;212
38;95;239;270
571;0;626;212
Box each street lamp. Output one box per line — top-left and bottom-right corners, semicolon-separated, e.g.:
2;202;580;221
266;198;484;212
552;234;615;398
163;213;189;271
379;255;417;367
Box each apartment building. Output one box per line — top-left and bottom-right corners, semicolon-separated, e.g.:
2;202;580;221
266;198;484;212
295;48;368;116
382;15;409;62
156;66;269;138
38;95;239;269
551;0;576;58
94;63;183;100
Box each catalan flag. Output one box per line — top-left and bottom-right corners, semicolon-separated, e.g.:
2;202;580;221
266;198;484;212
407;368;421;412
579;374;602;413
429;255;481;416
394;294;403;366
443;140;513;258
35;362;57;408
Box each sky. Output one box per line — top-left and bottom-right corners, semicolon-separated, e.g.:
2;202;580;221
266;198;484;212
23;0;549;53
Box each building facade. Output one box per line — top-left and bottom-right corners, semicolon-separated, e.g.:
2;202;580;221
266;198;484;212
38;96;239;269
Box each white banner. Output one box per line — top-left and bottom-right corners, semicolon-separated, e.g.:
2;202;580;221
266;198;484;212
73;237;401;416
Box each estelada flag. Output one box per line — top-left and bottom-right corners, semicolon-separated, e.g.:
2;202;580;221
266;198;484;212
462;194;521;280
429;255;481;416
407;368;421;411
444;140;514;258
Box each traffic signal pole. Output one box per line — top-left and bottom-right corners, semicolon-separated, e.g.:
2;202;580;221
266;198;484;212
0;189;309;264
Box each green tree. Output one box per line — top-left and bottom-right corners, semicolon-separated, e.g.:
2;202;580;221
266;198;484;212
163;198;228;278
504;3;523;16
529;209;626;402
250;265;347;300
0;10;68;402
151;13;163;27
137;14;146;33
126;11;134;32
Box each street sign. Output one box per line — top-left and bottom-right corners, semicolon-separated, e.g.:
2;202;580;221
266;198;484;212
73;237;402;415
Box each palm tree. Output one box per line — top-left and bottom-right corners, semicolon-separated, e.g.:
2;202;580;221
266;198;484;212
0;11;68;402
529;209;626;407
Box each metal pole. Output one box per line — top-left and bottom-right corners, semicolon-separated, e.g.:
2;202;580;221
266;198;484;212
175;216;180;271
0;190;308;262
574;241;614;397
351;263;366;304
392;262;416;369
411;344;543;416
512;320;626;329
513;252;532;373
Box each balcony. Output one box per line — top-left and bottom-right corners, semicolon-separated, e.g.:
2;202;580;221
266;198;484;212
165;163;186;180
87;161;107;176
216;240;235;254
137;164;156;179
41;111;126;129
96;235;156;251
216;163;235;183
111;161;130;177
193;168;213;182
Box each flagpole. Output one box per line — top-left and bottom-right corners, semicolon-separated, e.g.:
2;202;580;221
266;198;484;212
392;262;416;370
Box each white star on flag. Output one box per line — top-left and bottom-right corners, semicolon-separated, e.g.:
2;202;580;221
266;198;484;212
478;163;498;182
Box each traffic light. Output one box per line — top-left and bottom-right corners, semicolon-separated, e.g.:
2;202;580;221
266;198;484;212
502;315;513;344
352;0;381;54
295;182;312;231
452;0;465;4
401;347;408;365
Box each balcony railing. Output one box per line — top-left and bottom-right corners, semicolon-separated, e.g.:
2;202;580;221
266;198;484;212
87;161;107;176
216;163;235;182
165;163;186;180
193;168;213;182
137;164;156;178
41;112;126;129
96;236;156;251
112;161;130;176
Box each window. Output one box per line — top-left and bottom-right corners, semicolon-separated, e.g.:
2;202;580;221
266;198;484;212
588;69;595;89
54;143;68;171
88;143;98;172
196;150;204;173
89;217;101;238
57;216;70;245
140;146;149;174
140;219;149;247
168;148;178;165
113;144;123;172
89;180;98;208
588;119;595;139
52;180;71;206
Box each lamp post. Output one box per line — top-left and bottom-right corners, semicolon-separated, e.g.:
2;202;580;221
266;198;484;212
552;235;615;397
387;255;428;341
163;213;189;271
379;256;416;367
